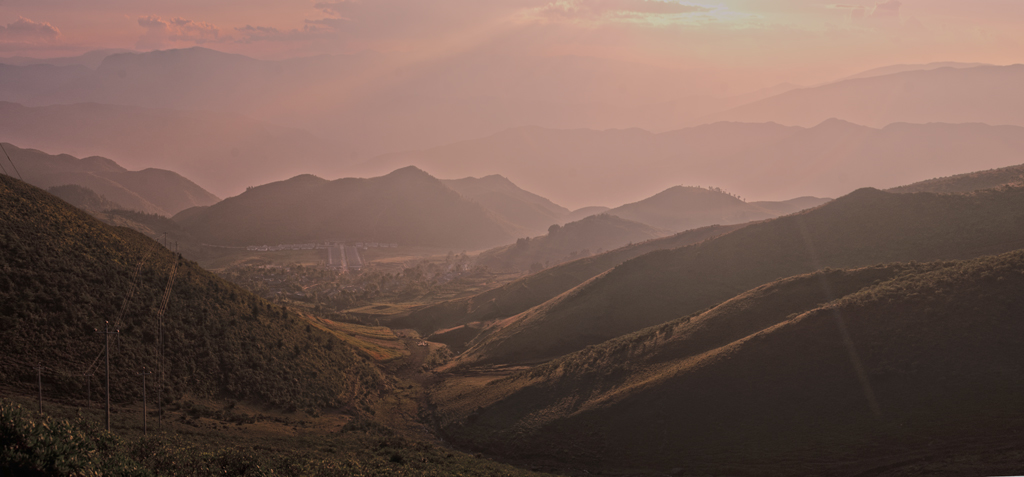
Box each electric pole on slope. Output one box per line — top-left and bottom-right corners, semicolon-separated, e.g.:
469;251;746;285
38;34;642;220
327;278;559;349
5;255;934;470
96;321;119;432
135;367;152;436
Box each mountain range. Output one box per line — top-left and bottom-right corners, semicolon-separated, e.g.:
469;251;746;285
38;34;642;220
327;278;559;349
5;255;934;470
173;167;518;249
2;142;218;216
708;64;1024;128
2;49;1022;199
0;102;336;198
363;120;1024;210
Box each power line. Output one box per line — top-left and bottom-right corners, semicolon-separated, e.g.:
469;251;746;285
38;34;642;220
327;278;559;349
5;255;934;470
0;143;23;181
154;254;179;429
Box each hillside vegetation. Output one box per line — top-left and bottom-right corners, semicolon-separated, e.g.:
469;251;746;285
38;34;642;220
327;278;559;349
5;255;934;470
0;175;389;413
174;167;517;249
475;214;669;272
392;224;746;350
4;142;219;216
606;185;829;231
456;187;1024;366
436;251;1024;474
889;163;1024;194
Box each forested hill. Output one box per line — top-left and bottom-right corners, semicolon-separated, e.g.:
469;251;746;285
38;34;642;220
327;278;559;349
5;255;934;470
0;175;389;413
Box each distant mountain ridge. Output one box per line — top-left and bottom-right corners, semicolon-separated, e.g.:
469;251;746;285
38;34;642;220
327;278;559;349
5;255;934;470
708;64;1024;128
442;175;570;236
174;167;518;249
889;163;1024;195
606;185;830;231
0;102;337;199
363;120;1024;210
3;142;219;216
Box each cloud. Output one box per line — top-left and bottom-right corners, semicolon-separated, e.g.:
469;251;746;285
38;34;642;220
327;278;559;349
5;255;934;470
235;23;337;43
137;15;222;49
0;17;61;44
868;0;901;20
538;0;711;20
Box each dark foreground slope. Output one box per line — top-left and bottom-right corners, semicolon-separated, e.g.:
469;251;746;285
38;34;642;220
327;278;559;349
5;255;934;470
393;224;746;348
175;167;516;249
0;175;389;412
458;187;1024;366
474;214;669;272
437;252;1024;474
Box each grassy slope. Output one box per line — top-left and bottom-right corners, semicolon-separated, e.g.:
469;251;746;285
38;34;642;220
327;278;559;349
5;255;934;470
437;251;1024;474
0;175;389;413
474;213;670;272
459;187;1024;366
174;167;516;249
392;223;746;338
889;162;1024;194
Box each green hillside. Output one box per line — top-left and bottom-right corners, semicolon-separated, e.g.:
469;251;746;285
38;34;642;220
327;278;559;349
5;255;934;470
3;142;219;216
174;167;517;249
889;162;1024;194
436;251;1024;474
392;223;746;349
457;187;1024;366
607;185;829;231
442;175;570;236
475;213;669;272
0;175;389;413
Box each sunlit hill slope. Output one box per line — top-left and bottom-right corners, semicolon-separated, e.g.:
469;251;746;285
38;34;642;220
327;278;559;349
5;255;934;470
456;186;1024;367
436;252;1024;474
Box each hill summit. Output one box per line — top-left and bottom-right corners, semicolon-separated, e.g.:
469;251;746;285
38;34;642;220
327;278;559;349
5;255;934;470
174;166;518;249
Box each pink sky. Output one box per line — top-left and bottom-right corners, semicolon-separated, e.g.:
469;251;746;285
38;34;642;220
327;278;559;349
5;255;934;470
0;0;1021;90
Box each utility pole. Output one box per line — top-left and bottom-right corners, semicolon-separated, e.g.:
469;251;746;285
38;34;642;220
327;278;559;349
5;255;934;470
97;321;119;432
35;364;43;414
136;367;152;436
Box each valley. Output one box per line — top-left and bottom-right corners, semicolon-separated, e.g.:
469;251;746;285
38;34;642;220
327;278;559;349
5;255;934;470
3;25;1024;476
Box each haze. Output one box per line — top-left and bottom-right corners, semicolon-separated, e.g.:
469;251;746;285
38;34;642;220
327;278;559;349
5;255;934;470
0;0;1022;206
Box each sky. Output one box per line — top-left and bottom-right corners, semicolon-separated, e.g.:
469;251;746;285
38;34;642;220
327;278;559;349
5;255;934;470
0;0;1021;89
